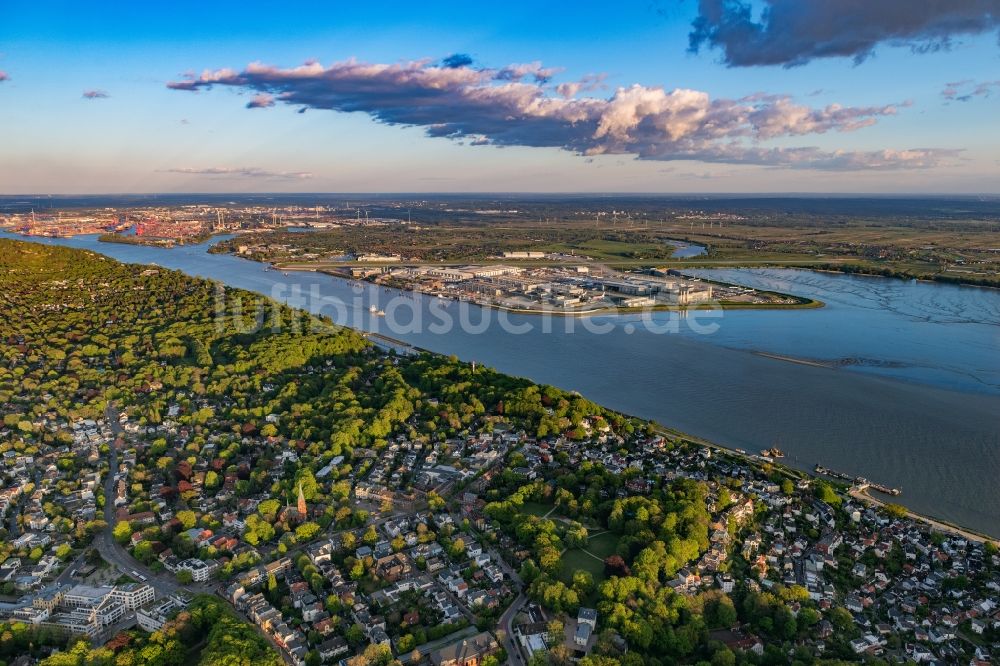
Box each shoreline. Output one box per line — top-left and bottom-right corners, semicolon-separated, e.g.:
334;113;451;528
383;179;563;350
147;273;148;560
8;227;998;291
652;424;1000;545
848;487;997;545
355;326;1000;544
272;264;825;315
803;266;1000;292
5;232;995;544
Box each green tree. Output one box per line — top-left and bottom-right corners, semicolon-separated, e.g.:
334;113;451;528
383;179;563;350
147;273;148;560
113;520;132;544
176;510;198;530
295;522;321;541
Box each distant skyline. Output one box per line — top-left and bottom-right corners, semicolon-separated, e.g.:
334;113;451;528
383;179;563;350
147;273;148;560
2;0;1000;194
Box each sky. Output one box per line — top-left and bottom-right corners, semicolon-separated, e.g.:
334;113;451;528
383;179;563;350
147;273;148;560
1;0;999;194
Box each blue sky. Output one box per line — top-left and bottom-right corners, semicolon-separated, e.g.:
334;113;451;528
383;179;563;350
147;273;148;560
1;0;998;193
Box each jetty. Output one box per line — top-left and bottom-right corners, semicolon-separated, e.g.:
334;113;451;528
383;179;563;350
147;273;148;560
814;464;901;496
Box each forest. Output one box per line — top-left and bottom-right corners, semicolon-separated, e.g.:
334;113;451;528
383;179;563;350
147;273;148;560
0;238;635;661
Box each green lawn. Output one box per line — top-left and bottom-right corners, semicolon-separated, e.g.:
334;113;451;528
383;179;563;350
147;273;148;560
520;501;553;517
585;532;619;559
560;548;606;584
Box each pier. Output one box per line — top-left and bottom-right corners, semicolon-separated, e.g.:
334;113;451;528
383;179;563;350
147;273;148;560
814;464;901;496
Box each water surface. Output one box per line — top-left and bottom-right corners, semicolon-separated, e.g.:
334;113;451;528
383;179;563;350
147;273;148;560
4;232;998;536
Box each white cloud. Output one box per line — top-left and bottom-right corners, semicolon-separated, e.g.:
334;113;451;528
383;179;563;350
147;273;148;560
167;57;957;170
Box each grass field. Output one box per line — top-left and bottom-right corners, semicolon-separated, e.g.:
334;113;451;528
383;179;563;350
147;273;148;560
560;548;606;584
585;531;619;559
520;501;553;517
558;531;619;588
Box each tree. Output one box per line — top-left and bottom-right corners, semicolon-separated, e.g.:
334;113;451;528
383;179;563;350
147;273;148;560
883;503;908;519
547;618;564;642
176;569;194;584
133;541;155;564
713;595;738;628
295;522;321;541
349;560;365;580
176;510;198;530
258;499;281;521
427;491;446;511
604;555;630;578
814;481;842;507
830;606;854;632
520;559;541;583
571;570;594;596
711;647;736;666
244;514;275;546
113;520;132;544
717;487;732;510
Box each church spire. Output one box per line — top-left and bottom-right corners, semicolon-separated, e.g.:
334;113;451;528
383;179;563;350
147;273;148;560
297;480;307;518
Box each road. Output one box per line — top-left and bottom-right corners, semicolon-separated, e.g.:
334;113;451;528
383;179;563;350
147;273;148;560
97;405;202;598
443;508;529;666
498;592;529;666
92;405;539;665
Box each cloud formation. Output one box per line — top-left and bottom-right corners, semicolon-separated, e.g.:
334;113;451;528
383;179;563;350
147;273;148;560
442;53;474;69
942;78;1000;101
82;89;109;99
688;0;1000;67
160;167;312;179
166;57;955;170
246;93;275;108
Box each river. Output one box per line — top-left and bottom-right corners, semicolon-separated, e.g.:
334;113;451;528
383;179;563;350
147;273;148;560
4;231;999;536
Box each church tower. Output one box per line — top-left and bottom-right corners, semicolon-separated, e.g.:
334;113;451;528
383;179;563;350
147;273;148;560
297;481;307;518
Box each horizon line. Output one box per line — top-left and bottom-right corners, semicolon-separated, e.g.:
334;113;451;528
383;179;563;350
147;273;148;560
2;191;1000;199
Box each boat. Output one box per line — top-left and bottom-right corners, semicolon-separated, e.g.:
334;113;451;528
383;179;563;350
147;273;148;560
369;305;385;316
760;447;785;458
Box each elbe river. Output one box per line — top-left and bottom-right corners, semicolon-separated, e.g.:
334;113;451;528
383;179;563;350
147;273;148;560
4;231;999;536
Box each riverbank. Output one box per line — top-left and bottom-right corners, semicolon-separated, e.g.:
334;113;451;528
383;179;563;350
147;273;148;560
658;427;999;547
98;232;215;248
784;264;1000;289
356;326;1000;546
290;265;825;316
848;488;998;546
5;230;998;538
